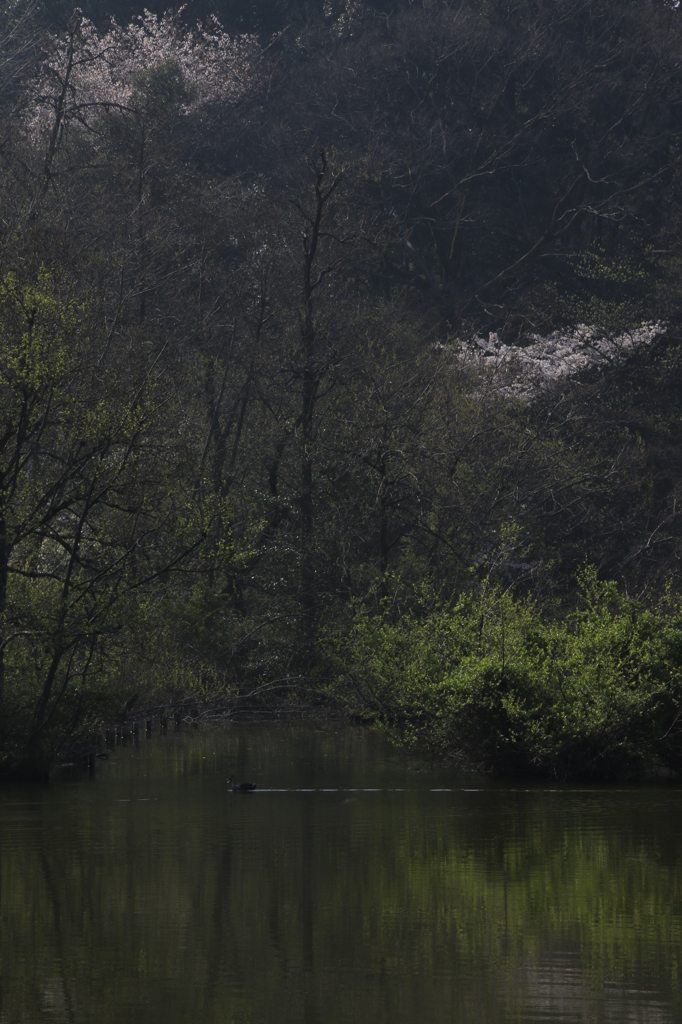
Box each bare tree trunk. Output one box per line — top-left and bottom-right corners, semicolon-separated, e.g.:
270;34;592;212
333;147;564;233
378;448;388;579
137;124;147;323
30;12;79;218
298;151;339;649
299;302;316;645
27;479;95;767
0;513;6;743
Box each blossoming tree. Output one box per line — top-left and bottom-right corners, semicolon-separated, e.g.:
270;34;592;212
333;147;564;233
25;8;259;154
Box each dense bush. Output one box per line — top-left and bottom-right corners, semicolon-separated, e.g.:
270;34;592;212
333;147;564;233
328;570;682;780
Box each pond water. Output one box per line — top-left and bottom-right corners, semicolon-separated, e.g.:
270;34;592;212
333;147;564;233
1;723;681;1024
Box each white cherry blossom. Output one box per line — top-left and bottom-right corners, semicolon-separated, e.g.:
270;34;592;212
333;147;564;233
24;7;259;143
451;322;666;399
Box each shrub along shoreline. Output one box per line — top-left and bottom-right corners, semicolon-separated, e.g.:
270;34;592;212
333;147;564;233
3;568;682;783
326;570;682;782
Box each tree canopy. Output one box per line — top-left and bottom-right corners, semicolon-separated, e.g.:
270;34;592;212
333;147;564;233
1;0;682;777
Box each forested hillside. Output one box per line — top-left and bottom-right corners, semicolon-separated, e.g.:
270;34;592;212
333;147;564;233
2;0;682;778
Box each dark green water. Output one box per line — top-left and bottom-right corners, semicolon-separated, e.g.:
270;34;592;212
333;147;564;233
1;724;681;1024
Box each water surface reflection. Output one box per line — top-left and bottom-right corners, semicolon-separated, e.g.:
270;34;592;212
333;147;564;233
0;724;680;1023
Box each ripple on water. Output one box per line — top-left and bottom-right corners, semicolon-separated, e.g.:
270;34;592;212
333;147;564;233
0;724;680;1024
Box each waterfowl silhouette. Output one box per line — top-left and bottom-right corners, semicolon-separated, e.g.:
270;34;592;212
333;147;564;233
228;775;257;793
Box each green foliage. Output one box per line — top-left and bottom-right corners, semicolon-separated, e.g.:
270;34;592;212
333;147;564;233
4;0;682;777
328;570;682;780
0;266;226;774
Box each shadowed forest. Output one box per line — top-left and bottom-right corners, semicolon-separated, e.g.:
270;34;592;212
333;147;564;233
2;0;682;779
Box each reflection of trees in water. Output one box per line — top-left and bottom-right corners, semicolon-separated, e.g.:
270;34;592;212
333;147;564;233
0;729;680;1023
516;953;672;1024
39;845;76;1024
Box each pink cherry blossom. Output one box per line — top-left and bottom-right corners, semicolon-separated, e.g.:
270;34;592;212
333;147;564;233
24;7;259;143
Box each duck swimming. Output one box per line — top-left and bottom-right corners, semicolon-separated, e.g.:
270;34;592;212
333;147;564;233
228;775;257;793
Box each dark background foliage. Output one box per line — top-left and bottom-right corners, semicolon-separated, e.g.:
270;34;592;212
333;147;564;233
1;0;682;775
